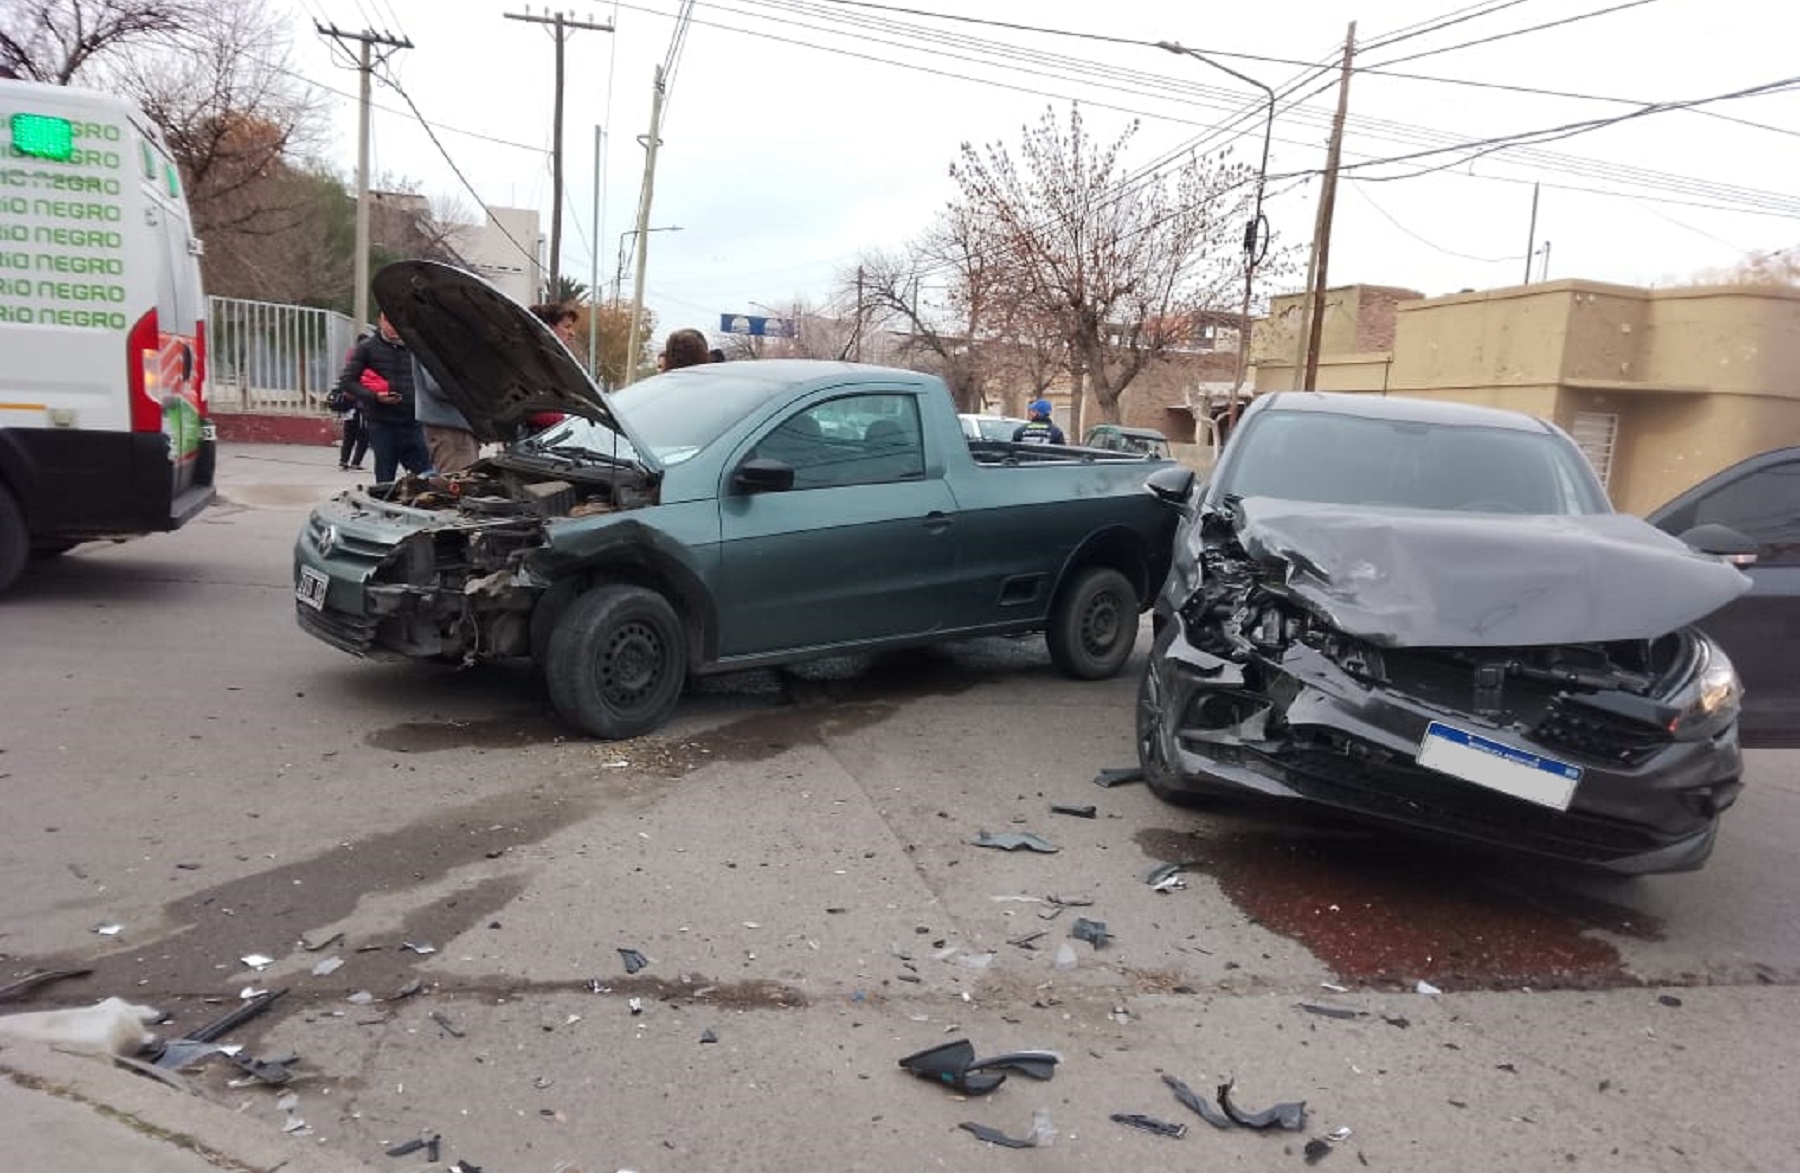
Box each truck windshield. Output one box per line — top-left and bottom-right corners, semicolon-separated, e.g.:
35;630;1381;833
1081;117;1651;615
1215;410;1610;515
605;369;782;465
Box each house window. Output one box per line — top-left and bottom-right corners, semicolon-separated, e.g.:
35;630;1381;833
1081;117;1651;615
1570;411;1617;490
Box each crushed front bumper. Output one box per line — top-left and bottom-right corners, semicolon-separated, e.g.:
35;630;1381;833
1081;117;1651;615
1142;616;1743;874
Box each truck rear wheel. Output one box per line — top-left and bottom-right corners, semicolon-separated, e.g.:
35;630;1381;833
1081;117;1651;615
0;484;27;595
544;585;687;739
1047;565;1137;680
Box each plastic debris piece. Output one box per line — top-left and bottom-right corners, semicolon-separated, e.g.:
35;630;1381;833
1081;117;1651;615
967;1050;1060;1081
1415;980;1442;995
152;1039;225;1070
618;948;649;975
1008;931;1045;950
301;932;344;952
896;1038;1006;1096
311;956;344;977
96;924;123;936
1054;941;1078;970
1306;1137;1333;1163
1161;1073;1234;1129
0;968;93;1004
348;991;375;1005
227;1052;293;1086
1093;766;1145;788
385;1138;427;1157
1050;803;1097;819
1144;861;1202;888
390;978;424;1001
1298;1003;1365;1020
1658;994;1683;1007
700;1029;718;1044
184;988;286;1043
627;997;643;1016
276;1092;299;1112
1217;1080;1307;1131
426;1136;440;1162
449;1162;484;1173
1382;1015;1411;1029
959;1122;1035;1149
430;1010;465;1038
1329;1127;1354;1142
1321;982;1348;993
401;941;437;955
240;954;274;970
972;830;1059;853
239;986;266;1000
1111;1113;1186;1139
1070;918;1112;949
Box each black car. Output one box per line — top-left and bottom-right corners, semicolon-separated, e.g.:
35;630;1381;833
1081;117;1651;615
1647;447;1799;747
1137;392;1753;874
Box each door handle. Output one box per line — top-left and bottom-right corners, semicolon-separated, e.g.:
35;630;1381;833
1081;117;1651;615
923;511;954;534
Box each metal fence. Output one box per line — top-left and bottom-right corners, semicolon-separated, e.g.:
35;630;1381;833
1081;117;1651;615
206;296;357;414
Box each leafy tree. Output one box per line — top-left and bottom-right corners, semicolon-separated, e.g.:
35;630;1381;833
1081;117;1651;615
544;274;590;304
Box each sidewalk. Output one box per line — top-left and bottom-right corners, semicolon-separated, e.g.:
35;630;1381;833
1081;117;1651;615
0;1038;373;1172
214;440;364;509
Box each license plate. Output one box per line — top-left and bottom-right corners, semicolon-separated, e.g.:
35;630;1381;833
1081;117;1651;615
1416;721;1582;811
295;565;329;610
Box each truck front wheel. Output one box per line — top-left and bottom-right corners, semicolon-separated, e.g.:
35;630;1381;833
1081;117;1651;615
1046;565;1137;680
0;484;27;595
544;585;687;739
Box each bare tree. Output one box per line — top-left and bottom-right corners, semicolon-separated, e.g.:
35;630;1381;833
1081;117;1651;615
950;105;1253;428
0;0;202;83
1690;247;1800;287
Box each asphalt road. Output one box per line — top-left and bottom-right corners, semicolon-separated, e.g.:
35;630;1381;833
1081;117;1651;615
2;442;1798;1172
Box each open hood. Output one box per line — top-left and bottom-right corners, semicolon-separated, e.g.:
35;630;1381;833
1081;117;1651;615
1229;498;1751;647
372;260;655;466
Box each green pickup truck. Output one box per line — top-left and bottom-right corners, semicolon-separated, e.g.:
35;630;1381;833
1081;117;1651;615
294;261;1177;739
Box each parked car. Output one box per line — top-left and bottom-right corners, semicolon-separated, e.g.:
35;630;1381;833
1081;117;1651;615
959;414;1030;443
1136;391;1752;874
295;261;1177;740
1647;446;1799;746
1084;424;1171;459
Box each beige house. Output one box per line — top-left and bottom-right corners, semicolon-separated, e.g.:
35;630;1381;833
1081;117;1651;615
1251;280;1800;514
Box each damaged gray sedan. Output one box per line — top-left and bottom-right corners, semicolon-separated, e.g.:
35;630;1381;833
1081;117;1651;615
1138;392;1753;874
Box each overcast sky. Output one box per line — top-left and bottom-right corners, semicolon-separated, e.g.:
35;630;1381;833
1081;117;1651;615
284;0;1800;341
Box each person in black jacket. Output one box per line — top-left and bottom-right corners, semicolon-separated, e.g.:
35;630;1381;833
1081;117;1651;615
334;312;434;482
1012;399;1066;446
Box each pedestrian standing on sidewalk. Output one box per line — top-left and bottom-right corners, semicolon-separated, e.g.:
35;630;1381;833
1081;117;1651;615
333;391;368;471
334;311;433;482
414;361;478;473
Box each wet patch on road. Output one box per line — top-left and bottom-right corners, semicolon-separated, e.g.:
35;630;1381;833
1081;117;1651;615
365;710;573;753
1136;823;1663;992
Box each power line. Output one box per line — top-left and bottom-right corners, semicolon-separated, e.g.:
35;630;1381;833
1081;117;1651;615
1347;180;1520;264
1363;0;1663;69
1358;0;1537;52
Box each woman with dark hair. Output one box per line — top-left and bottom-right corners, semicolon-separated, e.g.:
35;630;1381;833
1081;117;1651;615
659;327;710;371
525;303;579;434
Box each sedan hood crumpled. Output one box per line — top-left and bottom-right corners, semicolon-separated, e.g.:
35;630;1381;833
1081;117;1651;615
1226;497;1750;647
371;260;653;465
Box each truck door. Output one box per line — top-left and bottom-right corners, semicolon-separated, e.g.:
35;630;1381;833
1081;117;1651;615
716;392;959;656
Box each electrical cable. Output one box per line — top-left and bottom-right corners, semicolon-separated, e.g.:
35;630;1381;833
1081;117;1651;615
1346;180;1521;264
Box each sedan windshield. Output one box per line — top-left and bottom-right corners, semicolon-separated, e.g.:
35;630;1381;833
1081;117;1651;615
1215;410;1609;515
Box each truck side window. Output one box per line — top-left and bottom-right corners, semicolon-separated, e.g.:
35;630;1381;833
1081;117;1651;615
752;394;924;489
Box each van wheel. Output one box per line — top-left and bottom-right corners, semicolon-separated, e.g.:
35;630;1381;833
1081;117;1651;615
1047;566;1137;680
544;585;686;739
0;485;27;595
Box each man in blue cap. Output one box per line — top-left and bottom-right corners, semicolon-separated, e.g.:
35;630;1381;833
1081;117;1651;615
1012;399;1066;445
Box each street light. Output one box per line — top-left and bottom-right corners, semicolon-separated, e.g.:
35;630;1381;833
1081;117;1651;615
1157;40;1274;428
614;225;683;303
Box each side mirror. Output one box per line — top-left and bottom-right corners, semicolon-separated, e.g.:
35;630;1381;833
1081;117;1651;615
1145;465;1196;508
734;457;795;494
1679;522;1759;566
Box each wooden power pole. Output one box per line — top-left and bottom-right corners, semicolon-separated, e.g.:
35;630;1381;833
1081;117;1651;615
1300;21;1356;392
622;66;666;387
315;23;411;330
505;9;613;302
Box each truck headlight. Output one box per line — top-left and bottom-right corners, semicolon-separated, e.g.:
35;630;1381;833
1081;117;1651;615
1668;636;1742;739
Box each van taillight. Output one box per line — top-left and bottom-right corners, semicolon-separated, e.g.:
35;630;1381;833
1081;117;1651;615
193;318;208;415
127;308;162;433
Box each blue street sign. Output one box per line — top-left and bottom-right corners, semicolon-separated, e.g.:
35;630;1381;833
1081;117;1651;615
721;313;796;338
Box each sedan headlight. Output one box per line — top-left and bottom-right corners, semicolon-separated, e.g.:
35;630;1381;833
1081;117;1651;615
1668;636;1742;739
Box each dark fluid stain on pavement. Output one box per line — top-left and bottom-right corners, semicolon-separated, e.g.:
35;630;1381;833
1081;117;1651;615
365;710;572;752
1137;822;1663;991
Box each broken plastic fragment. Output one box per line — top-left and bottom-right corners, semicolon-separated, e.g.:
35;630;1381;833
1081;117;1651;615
401;941;437;955
228;1052;293;1086
959;1121;1036;1149
618;948;649;974
311;956;344;977
1111;1112;1186;1138
348;991;375;1005
1329;1126;1353;1142
385;1137;428;1157
1092;766;1145;788
1049;803;1097;819
96;924;123;937
967;1050;1060;1081
239;986;267;1000
972;830;1059;853
1217;1079;1307;1131
430;1010;465;1038
152;1039;225;1071
1305;1137;1333;1164
1415;979;1442;995
1053;941;1078;970
1161;1073;1234;1129
627;997;643;1016
896;1038;1006;1096
1070;918;1112;949
240;954;274;971
1298;1003;1365;1021
699;1029;718;1044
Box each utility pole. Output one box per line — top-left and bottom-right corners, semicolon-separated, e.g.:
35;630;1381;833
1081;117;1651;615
315;23;411;330
505;9;613;302
622;66;666;387
1523;182;1540;285
854;265;864;362
1301;21;1356;393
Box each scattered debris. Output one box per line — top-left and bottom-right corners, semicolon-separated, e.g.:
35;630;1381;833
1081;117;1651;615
1381;1016;1411;1029
94;924;122;937
960;1110;1056;1149
1161;1073;1234;1130
618;948;649;975
239;986;267;1001
1093;766;1145;788
1329;1127;1353;1142
1305;1137;1333;1163
1320;982;1349;993
430;1010;465;1038
401;941;437;956
449;1162;484;1173
0;967;93;1004
699;1029;718;1044
627;998;644;1016
311;956;344;977
152;1039;226;1071
1007;931;1046;950
1050;803;1097;819
386;1135;435;1157
1111;1112;1186;1139
390;978;424;1001
181;989;287;1044
897;1038;1006;1096
348;991;376;1005
967;1051;1060;1081
301;931;345;952
1415;980;1442;996
1054;941;1078;970
1218;1080;1307;1131
0;997;161;1056
240;954;274;971
227;1052;293;1086
1658;994;1683;1007
1298;1003;1365;1021
1071;918;1112;949
972;830;1059;853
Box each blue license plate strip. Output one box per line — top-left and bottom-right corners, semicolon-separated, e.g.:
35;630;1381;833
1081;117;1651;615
1416;721;1582;811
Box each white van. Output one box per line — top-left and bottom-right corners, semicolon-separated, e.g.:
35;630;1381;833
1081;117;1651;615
0;78;215;594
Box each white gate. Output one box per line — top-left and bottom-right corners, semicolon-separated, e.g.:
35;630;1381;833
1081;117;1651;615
207;297;357;414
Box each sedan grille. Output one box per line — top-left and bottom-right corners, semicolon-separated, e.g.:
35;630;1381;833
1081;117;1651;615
1532;695;1670;767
